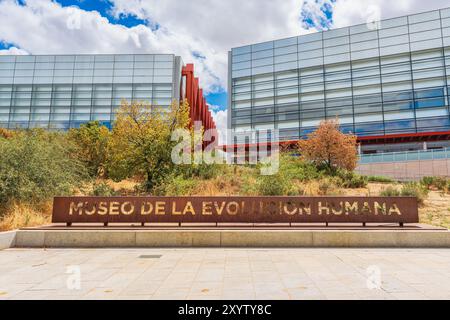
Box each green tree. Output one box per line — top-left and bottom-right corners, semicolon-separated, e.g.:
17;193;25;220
0;130;87;207
68;121;110;178
107;100;190;192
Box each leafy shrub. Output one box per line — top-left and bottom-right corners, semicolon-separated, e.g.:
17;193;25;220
421;176;447;191
68;121;110;178
318;178;337;195
446;181;450;194
90;181;116;196
278;154;323;182
335;170;368;188
368;176;395;183
401;182;429;205
177;163;220;180
434;178;447;190
157;175;198;196
346;174;368;188
421;176;435;188
0;130;88;206
257;174;288;196
380;186;401;197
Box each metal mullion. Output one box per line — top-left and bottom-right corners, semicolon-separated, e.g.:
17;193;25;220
27;58;36;129
7;57;16;128
321;33;326;131
49;60;57;130
69;57;76;129
110;55;117;128
345;29;356;135
376;24;386;137
407;17;419;134
90;57;95;122
250;46;254;138
296;36;302;140
439;10;450;122
272;45;276;142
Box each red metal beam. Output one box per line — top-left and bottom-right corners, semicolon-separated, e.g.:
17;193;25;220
182;64;216;132
221;131;450;152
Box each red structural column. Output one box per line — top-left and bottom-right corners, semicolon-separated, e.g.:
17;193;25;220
182;64;216;131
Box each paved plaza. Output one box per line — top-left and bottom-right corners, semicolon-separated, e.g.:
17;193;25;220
0;248;449;300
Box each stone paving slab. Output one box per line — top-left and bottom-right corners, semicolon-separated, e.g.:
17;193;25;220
0;248;449;300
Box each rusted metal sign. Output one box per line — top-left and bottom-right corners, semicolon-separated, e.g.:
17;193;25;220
52;196;419;226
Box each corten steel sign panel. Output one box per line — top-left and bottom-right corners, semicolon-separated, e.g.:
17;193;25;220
52;196;419;224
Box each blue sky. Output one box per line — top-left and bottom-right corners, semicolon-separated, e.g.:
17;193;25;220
0;0;339;112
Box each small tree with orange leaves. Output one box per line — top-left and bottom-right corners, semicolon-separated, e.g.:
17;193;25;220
298;119;358;172
0;128;13;139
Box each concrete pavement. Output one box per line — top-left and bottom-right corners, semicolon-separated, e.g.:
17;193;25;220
0;248;449;300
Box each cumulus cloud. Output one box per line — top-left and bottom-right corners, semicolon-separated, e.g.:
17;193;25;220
330;0;449;29
0;46;29;55
211;109;228;145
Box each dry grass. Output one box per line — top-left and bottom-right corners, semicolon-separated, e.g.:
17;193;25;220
107;179;140;195
419;190;450;229
0;202;52;231
343;183;450;229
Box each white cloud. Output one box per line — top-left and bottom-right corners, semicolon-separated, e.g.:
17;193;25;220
0;46;29;55
331;0;449;29
211;109;228;145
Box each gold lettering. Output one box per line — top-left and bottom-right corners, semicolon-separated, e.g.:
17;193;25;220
172;202;182;215
318;202;330;215
69;202;84;215
183;201;195;215
226;202;239;215
389;204;402;216
98;202;108;216
141;202;153;215
299;202;311;215
155;202;166;215
214;202;226;215
332;202;343;215
202;202;213;215
345;202;358;215
361;202;372;215
85;202;96;216
283;202;297;216
374;202;386;216
110;202;120;215
121;202;134;215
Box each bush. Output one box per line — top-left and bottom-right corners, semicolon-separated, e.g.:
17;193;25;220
68;121;110;178
257;174;288;196
317;177;342;195
421;176;435;188
0;130;88;207
420;176;447;191
368;176;395;183
156;175;198;196
380;186;401;197
335;170;368;188
176;163;220;180
90;181;116;196
278;154;323;182
401;182;429;205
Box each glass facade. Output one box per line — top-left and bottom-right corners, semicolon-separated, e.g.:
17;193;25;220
229;8;450;144
0;54;182;130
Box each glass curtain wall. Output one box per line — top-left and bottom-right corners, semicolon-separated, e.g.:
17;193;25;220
0;54;176;130
230;8;450;142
